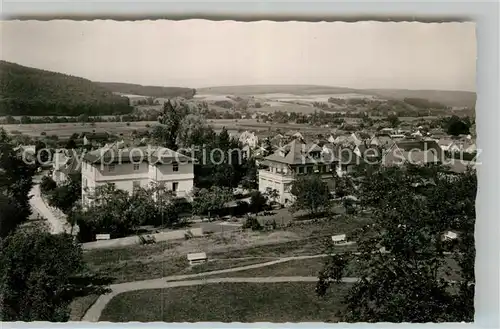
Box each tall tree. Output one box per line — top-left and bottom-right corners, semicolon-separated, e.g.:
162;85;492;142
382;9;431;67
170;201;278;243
192;186;233;219
317;164;476;322
0;228;112;321
157;99;189;150
0;129;35;238
290;174;331;217
176;114;210;149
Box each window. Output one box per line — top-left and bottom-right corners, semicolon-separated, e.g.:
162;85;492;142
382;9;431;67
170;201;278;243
172;162;179;172
83;177;87;188
108;164;115;172
172;182;178;192
298;166;304;174
133;181;140;189
133;164;140;171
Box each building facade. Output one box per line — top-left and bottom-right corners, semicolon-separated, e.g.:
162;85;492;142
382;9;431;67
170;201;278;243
81;144;194;205
258;140;359;205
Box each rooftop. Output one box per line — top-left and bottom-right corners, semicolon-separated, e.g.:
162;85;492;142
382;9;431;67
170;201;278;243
82;144;193;165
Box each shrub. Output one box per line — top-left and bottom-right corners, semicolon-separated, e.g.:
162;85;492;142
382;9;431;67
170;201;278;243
242;215;262;231
40;176;57;194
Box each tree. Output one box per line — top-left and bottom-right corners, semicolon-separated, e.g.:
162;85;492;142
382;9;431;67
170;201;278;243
249;190;268;213
40;175;57;195
317;164;476;322
241;158;258;190
387;114;400;128
0;129;35;238
192;186;233;219
0;228;112;321
264;188;279;206
176;114;210;149
445;115;470;136
47;174;81;215
290;174;330;217
157;100;189;150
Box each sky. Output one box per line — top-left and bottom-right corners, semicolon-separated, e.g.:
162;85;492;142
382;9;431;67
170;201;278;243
1;20;476;91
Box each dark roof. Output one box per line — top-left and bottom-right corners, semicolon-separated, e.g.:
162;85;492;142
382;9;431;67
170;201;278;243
82;144;193;165
60;157;80;175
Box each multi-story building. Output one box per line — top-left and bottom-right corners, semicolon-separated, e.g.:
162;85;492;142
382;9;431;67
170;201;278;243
258;139;360;205
81;144;194;205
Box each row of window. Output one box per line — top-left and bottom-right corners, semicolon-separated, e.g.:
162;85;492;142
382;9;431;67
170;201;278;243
105;163;179;173
82;180;179;192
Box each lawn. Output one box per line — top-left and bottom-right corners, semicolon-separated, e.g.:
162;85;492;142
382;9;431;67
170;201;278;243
69;294;99;321
176;258;278;275
82;214;366;283
99;282;352;322
199;254;460;281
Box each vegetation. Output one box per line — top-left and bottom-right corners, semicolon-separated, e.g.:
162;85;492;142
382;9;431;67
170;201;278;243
72;183;180;242
0;129;35;238
0;228;112;321
0;60;132;116
242;215;263;231
191;186;234;219
442;115;472;136
97;82;195;99
248;190;268;213
99;282;352;322
317;164;476;322
290;174;331;217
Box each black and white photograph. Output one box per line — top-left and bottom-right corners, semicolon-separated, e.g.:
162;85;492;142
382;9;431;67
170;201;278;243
0;19;477;323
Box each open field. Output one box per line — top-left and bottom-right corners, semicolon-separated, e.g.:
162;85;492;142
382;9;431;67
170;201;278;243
197;85;476;108
99;282;352;322
0;121;156;138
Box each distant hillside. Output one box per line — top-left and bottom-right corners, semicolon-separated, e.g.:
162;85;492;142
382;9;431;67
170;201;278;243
198;84;476;108
0;60;133;116
97;82;196;99
197;85;357;96
364;89;476;108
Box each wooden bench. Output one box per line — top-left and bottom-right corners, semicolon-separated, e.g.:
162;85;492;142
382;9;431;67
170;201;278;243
331;234;347;245
187;252;208;266
95;234;111;241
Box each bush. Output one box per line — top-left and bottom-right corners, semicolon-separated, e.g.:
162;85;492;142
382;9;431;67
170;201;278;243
249;191;268;213
242;215;262;231
40;176;57;194
233;201;249;217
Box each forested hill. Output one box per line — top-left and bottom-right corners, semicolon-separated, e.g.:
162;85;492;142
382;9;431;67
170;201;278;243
0;61;133;116
97;82;196;99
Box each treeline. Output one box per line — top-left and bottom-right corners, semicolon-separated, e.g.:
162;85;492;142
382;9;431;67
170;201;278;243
0;112;160;125
97;82;196;99
0;60;133;116
403;97;450;110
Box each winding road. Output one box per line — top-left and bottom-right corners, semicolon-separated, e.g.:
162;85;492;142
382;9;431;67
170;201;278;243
82;254;359;322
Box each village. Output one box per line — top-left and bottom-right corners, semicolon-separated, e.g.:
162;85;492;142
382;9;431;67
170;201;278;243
0;19;479;324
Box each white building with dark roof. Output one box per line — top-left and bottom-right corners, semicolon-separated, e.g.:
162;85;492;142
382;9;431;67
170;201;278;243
81;144;194;205
258;140;362;205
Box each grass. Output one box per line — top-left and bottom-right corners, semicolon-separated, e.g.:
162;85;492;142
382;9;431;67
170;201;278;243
88;256;189;284
199;254;460;281
99;282;353;322
82;215;366;283
177;258;278;275
69;294;99;321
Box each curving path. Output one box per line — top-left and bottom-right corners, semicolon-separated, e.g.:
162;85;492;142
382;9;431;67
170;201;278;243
29;184;68;234
82;254;358;322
